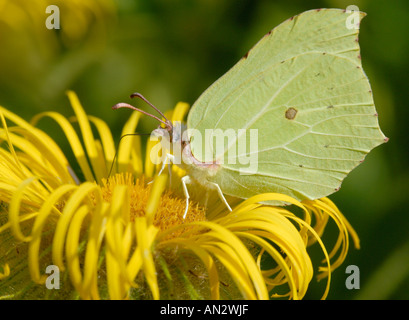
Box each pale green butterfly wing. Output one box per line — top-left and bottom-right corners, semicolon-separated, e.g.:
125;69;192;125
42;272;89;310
188;9;364;130
186;9;387;202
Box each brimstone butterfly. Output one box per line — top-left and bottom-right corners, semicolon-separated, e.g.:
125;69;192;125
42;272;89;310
114;9;387;217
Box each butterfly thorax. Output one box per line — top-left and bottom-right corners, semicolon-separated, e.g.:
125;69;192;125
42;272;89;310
168;122;221;190
152;122;221;190
181;133;221;190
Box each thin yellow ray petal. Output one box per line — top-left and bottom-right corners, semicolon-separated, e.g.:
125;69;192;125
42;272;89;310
0;212;38;234
218;212;306;259
117;111;142;174
0;106;34;130
194;221;269;299
52;182;101;270
307;199;350;273
182;244;220;299
223;209;310;264
322;197;360;249
233;193;307;214
88;115;116;167
82;202;109;300
145;173;167;224
66;91;105;183
29;184;77;283
121;224;134;265
126;222;158;288
279;213;332;299
9;177;41;242
105;185;134;295
302;201;329;245
125;244;143;286
31;111;95;182
203;243;257;300
66;204;90;297
130;137;143;176
10;126;72;184
144;138;160;178
16;153;61;190
135;217;159;300
0;112;23;173
223;217;311;287
171;102;190;122
0;149;33;188
1;106;68;166
106;247;124;299
236;231;299;299
249;229;309;296
94;139;109;179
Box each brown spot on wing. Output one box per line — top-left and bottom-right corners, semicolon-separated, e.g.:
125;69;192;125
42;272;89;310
285;107;298;120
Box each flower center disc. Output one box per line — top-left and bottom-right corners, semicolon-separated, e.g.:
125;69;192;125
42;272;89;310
99;173;206;236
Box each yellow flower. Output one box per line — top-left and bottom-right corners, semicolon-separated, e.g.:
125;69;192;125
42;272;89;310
0;91;359;300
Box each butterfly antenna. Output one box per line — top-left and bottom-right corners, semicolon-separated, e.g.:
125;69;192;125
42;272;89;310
107;132;151;178
130;92;169;123
112;93;172;131
112;102;171;129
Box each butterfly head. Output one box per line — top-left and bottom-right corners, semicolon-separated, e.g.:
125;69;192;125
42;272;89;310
151;121;186;145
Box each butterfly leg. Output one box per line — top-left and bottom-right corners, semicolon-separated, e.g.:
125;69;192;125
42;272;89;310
148;153;174;185
209;182;232;212
181;175;192;219
168;160;173;187
157;153;174;176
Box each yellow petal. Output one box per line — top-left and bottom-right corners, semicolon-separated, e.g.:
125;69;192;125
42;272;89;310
66;91;105;183
31;111;95;182
135;217;160;300
52;182;101;270
29;184;76;283
117;111;142;174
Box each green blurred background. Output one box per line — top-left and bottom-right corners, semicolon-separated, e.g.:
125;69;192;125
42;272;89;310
0;0;407;299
